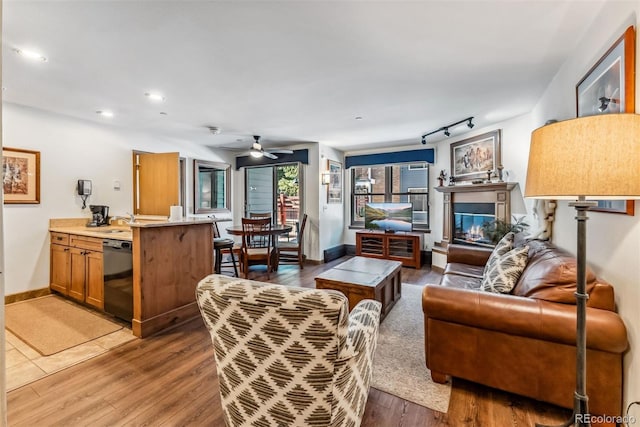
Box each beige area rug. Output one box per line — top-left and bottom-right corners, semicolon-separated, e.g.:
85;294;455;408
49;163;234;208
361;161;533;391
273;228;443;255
6;295;123;356
371;283;452;413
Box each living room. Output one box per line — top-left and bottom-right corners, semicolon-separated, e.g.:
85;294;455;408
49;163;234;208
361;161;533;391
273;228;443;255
2;0;640;425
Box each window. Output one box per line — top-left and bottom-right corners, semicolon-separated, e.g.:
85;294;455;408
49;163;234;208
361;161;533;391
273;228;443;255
351;163;429;229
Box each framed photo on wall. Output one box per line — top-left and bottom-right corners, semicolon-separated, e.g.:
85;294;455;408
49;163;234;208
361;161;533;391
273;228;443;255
450;130;502;183
327;160;342;204
2;147;41;204
576;25;635;215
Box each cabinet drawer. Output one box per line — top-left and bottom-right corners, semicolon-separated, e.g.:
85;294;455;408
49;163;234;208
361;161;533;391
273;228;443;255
51;232;70;246
70;235;103;252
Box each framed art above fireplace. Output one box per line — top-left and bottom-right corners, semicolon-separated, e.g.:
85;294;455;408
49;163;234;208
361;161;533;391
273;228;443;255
450;130;501;183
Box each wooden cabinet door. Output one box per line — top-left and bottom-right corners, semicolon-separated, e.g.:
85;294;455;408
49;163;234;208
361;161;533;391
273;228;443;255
69;248;87;302
85;250;104;310
50;244;71;295
135;152;180;216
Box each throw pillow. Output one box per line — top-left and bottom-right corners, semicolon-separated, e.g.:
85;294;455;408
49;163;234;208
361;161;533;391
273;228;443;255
481;245;529;293
484;232;515;275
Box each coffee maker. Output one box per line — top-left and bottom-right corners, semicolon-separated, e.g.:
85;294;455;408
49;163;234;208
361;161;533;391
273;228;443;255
87;205;109;227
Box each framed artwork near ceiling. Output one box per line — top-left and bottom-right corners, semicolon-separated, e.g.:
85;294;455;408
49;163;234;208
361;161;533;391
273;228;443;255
576;25;635;215
450;130;501;183
327;160;342;204
2;147;41;204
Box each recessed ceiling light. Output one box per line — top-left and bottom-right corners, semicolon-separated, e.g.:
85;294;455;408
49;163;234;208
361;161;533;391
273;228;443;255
96;110;114;118
145;92;165;102
159;112;168;115
14;48;47;62
355;116;363;120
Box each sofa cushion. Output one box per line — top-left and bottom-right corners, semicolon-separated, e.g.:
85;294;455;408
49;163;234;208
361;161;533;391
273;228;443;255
444;262;484;278
513;239;599;304
482;245;529;293
440;273;482;290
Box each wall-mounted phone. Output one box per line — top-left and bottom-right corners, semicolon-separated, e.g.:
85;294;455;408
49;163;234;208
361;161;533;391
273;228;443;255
77;179;92;209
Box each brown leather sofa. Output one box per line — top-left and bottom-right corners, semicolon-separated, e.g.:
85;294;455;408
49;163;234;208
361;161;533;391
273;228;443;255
422;239;628;418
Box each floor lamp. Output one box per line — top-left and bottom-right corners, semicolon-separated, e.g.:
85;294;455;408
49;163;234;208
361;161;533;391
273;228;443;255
525;114;640;427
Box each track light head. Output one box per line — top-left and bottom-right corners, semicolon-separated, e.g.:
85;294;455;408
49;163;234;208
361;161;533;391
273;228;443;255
598;96;611;112
467;118;474;129
444;128;450;137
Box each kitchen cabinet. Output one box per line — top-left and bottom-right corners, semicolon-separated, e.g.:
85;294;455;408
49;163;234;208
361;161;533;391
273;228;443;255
50;232;104;309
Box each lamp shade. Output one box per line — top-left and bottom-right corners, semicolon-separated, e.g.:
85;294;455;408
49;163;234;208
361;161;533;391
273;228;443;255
525;114;640;199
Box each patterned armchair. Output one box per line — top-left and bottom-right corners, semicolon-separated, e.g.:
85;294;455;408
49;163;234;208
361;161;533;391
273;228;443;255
196;274;382;427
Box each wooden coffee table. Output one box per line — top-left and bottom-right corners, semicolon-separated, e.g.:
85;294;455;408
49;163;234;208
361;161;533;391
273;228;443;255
315;256;402;321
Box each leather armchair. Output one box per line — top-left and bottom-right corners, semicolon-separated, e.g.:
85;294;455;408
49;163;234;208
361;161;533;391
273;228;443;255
196;274;382;427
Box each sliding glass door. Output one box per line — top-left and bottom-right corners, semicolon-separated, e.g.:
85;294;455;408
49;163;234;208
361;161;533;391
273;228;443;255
245;163;302;240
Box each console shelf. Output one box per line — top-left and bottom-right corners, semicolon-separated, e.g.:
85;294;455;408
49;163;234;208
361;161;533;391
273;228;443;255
356;230;421;268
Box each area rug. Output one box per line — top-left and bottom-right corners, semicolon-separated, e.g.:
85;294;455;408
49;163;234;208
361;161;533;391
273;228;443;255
371;283;452;413
5;295;123;356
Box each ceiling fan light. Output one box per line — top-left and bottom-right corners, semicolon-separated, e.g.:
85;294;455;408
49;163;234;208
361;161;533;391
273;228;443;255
250;147;263;158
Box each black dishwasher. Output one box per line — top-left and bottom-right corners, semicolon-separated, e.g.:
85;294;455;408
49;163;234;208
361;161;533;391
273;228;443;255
103;239;133;322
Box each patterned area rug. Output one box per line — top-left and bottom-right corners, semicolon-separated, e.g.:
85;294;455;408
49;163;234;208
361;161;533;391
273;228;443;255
371;283;452;413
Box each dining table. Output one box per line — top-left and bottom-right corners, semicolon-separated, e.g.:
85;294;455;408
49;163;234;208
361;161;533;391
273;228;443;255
226;223;293;271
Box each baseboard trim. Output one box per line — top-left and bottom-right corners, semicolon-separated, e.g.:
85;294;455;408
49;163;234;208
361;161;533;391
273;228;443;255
324;245;347;263
5;288;51;304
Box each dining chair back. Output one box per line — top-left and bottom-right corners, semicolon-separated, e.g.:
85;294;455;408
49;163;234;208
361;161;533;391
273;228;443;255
278;213;308;269
240;217;274;279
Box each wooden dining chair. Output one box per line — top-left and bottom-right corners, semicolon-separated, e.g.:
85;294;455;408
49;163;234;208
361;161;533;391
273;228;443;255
278;213;308;269
240;217;275;279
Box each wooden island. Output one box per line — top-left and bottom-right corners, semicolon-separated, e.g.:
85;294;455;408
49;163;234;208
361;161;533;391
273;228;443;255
130;220;213;337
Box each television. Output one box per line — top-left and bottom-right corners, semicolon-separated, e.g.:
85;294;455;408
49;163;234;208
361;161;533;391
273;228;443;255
364;202;412;232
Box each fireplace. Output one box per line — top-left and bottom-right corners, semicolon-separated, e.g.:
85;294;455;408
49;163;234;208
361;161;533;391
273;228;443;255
453;202;495;247
435;182;518;247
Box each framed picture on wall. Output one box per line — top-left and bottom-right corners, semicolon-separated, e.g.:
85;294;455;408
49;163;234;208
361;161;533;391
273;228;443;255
2;147;41;204
576;25;635;215
450;130;502;183
327;160;342;204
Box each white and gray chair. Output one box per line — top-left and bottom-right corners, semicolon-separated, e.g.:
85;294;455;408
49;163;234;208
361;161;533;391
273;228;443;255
196;274;382;427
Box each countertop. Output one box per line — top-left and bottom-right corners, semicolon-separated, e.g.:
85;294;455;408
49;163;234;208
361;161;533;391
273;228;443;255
49;217;215;241
49;225;134;241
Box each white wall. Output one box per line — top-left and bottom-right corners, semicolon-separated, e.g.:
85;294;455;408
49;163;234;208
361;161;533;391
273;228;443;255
318;144;345;259
531;2;640;407
2;103;234;296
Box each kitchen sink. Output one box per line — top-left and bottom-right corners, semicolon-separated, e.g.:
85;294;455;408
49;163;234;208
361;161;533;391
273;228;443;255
95;229;129;234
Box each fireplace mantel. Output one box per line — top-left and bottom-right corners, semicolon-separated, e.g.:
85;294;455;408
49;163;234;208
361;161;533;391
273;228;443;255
435;182;520;246
435;182;517;194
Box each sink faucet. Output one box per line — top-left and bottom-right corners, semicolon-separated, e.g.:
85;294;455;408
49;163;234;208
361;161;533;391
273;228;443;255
111;213;136;225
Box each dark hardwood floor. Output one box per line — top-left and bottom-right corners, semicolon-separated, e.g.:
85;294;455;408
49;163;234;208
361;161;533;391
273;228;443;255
7;257;570;426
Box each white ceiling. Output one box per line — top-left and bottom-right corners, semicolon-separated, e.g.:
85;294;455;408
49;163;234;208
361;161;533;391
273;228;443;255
2;1;605;152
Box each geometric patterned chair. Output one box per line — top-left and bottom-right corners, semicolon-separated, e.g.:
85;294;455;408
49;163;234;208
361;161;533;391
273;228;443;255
196;274;382;427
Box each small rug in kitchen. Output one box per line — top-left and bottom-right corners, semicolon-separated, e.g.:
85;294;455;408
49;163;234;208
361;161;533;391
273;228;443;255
6;295;123;356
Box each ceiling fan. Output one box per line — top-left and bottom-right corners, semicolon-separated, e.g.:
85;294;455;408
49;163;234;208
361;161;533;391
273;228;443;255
249;135;293;159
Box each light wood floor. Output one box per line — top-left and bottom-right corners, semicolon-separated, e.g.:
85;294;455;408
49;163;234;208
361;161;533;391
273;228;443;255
7;257;571;426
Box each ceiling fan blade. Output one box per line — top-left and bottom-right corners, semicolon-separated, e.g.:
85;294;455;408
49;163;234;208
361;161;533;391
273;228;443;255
263;151;278;159
267;149;293;154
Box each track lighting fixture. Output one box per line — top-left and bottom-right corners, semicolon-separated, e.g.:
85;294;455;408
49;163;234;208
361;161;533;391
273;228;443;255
420;116;474;144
